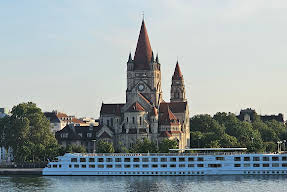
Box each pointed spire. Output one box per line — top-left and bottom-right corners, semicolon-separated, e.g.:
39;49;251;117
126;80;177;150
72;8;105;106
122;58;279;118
151;51;154;62
128;52;132;62
172;61;183;80
156;53;159;63
133;20;152;70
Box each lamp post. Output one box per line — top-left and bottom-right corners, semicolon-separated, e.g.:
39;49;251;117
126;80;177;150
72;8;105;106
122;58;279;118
92;139;97;153
283;140;286;152
277;141;282;153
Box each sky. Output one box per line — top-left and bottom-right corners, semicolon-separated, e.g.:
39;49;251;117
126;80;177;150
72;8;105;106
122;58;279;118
0;0;287;119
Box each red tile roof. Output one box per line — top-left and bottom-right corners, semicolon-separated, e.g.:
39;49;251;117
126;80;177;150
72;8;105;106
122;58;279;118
126;102;145;112
172;61;183;80
160;106;180;125
133;20;152;70
159;102;187;114
159;131;172;137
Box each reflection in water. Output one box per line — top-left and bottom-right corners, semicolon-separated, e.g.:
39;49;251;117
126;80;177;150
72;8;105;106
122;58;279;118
0;175;287;192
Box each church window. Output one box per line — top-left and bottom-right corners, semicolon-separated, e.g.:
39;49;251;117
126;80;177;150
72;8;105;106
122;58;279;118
107;120;110;126
132;117;135;124
111;118;113;126
140;117;142;125
126;117;128;123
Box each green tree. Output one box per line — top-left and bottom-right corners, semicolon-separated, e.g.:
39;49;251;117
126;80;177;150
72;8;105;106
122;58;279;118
96;140;115;153
131;138;158;153
158;139;178;153
4;102;59;162
65;144;86;153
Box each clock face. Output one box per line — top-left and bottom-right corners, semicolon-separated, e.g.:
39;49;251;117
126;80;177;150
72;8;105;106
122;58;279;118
138;84;145;91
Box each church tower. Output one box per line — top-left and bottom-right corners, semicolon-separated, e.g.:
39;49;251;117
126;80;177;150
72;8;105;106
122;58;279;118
170;61;186;102
126;20;162;108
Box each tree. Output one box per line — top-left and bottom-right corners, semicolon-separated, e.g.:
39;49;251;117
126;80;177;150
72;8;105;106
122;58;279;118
96;140;115;153
4;102;59;162
65;145;86;153
158;139;178;153
131;138;158;153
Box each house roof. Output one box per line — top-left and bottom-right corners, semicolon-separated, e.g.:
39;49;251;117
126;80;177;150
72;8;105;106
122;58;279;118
44;112;60;123
159;106;180;126
133;20;153;70
159;101;187;114
100;103;125;116
126;102;145;112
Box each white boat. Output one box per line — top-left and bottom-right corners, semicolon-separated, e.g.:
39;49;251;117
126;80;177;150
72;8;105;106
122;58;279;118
43;148;287;176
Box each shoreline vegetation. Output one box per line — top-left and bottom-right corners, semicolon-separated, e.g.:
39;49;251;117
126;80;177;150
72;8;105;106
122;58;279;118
0;102;286;166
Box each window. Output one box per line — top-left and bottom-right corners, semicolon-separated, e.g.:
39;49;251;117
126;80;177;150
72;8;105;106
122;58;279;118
74;164;79;168
98;158;104;162
197;164;204;167
98;165;104;168
53;164;57;168
161;158;167;162
234;157;241;161
89;158;95;162
116;158;121;162
282;164;287;167
89;165;95;168
188;157;194;162
188;164;194;167
244;157;250;161
263;157;269;161
140;117;142;125
115;165;121;168
132;117;135;124
208;164;222;168
111;118;113;127
272;163;279;167
272;157;279;161
263;164;269;167
80;158;86;162
124;158;130;162
179;164;185;167
161;164;167;168
234;164;241;167
133;164;140;168
107;165;113;168
87;133;92;138
170;158;177;162
133;158;140;162
152;164;158;168
106;158;112;162
244;164;250;167
253;164;260;167
71;158;77;162
179;158;185;162
170;164;176;168
216;157;224;161
107;120;110;126
81;165;86;168
142;158;149;162
143;164;149;168
253;157;260;161
282;157;287;161
126;117;128;122
152;158;158;162
197;157;204;161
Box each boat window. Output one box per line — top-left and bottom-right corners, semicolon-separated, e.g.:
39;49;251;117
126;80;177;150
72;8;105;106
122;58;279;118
179;158;185;162
152;164;158;168
53;164;57;168
124;165;131;168
89;158;95;162
253;164;260;167
244;157;250;161
89;165;95;168
143;164;149;168
282;156;287;161
282;163;287;167
161;158;167;162
263;164;269;167
133;158;140;162
74;164;79;168
253;157;260;161
161;164;167;168
170;158;177;162
142;158;149;162
115;165;121;168
98;158;104;162
234;164;241;167
133;164;140;168
216;157;224;161
71;158;77;162
272;163;279;167
107;164;113;168
81;165;86;168
263;157;269;161
197;157;204;161
69;165;72;168
106;158;113;162
208;164;221;168
244;164;250;167
98;165;104;168
179;164;185;167
272;157;279;161
197;164;204;167
170;164;176;168
188;157;194;162
59;165;62;168
188;164;194;167
234;157;241;161
115;158;121;162
124;158;130;162
80;158;86;162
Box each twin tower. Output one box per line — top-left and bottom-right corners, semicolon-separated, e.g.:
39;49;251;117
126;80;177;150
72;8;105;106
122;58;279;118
99;20;190;150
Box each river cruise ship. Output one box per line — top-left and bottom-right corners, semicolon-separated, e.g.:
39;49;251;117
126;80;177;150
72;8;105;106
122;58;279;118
43;148;287;176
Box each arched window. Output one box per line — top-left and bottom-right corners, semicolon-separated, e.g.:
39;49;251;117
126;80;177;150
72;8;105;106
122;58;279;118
140;117;142;125
132;117;135;124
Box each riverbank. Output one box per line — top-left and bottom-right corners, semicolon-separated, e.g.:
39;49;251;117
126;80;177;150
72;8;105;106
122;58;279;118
0;168;42;175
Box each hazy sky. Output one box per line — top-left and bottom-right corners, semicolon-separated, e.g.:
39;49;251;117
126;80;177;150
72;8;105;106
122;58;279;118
1;0;287;119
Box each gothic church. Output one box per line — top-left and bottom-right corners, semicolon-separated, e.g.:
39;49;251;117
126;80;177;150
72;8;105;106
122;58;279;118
97;20;190;150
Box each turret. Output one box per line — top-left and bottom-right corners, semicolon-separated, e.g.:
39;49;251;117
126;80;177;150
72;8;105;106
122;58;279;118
170;61;186;102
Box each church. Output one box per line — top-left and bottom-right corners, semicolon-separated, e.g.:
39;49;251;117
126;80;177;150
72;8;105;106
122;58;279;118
97;20;190;150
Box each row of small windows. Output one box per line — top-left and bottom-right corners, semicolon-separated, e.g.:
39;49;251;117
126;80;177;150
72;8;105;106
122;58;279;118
234;163;287;167
71;157;204;163
126;117;143;125
234;156;286;161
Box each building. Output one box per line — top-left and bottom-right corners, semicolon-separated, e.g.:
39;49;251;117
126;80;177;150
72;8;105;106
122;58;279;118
237;108;284;123
97;20;190;150
0;108;9;118
44;111;86;134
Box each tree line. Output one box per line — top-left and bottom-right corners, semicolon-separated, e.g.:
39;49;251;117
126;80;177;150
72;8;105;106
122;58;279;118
190;112;287;152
